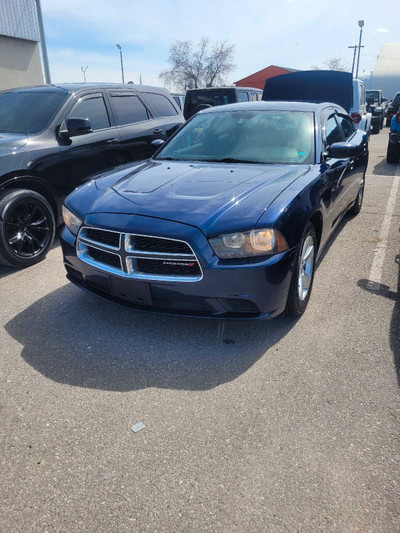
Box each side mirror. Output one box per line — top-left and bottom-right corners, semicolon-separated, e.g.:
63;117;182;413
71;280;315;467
60;117;93;139
326;142;361;159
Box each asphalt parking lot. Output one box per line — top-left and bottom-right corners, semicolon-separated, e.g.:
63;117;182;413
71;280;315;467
1;130;399;532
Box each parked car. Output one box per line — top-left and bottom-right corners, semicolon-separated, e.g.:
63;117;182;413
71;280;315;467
386;92;400;127
386;112;400;163
172;93;185;111
349;79;372;135
61;100;368;319
0;83;184;267
263;70;372;136
183;87;262;120
366;89;387;134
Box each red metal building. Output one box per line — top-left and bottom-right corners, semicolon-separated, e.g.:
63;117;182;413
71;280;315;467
234;65;298;90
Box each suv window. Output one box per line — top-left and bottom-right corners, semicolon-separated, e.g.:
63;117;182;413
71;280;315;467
359;84;365;107
337;115;355;140
145;93;177;117
70;96;110;131
237;91;249;102
110;94;149;125
325;115;342;145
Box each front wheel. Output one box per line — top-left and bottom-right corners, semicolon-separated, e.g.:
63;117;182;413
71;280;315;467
0;189;55;267
387;142;400;164
349;178;365;216
285;223;317;317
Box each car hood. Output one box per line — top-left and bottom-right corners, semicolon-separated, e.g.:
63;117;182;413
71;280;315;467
0;133;29;156
89;160;309;235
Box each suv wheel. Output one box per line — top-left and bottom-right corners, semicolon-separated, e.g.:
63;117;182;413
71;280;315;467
387;142;400;164
372;121;380;135
0;189;55;267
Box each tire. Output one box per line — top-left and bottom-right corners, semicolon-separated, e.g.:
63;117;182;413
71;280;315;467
349;177;365;216
285;223;317;317
380;116;384;129
0;189;55;267
387;142;400;164
372;121;380;135
386;117;391;127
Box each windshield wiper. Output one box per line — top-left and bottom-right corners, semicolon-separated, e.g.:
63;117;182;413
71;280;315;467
207;157;260;164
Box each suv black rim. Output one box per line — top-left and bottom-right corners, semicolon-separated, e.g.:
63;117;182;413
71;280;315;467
4;199;51;258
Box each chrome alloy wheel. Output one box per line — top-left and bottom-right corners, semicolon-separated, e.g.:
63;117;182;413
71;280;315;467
298;235;315;301
357;179;365;207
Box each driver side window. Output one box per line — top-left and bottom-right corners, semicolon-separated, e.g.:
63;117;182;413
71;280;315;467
324;115;342;146
69;96;110;131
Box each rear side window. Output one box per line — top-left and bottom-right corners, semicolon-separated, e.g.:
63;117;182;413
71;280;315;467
337;116;355;140
237;91;249;102
145;93;178;117
70;96;110;130
325;115;342;145
111;95;149;125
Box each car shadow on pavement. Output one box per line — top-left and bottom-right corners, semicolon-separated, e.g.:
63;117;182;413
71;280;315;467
5;284;297;392
371;157;396;177
358;255;400;388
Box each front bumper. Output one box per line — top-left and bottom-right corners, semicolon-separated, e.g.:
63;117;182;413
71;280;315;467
60;215;296;320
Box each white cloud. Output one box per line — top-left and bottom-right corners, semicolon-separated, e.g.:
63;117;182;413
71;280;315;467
377;28;389;33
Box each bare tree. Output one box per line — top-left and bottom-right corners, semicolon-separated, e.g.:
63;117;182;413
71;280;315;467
311;57;349;72
160;37;235;91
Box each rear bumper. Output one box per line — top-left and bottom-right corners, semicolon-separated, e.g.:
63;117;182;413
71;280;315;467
61;223;296;320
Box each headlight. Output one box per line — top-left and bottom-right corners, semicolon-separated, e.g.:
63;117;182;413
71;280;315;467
62;205;82;236
209;229;288;259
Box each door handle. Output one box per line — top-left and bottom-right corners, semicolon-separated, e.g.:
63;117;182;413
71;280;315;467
153;129;163;134
105;138;119;144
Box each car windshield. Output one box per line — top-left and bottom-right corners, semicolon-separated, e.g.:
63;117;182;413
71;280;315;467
393;94;400;105
0;91;68;134
366;90;379;102
156;110;315;165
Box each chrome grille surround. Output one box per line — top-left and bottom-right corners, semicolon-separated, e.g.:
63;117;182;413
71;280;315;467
77;226;203;282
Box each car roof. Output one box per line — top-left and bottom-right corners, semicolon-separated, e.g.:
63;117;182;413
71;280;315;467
186;86;262;92
4;83;172;95
198;100;346;114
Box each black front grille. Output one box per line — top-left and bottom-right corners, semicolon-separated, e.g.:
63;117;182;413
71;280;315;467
136;258;201;277
85;228;120;248
132;235;192;255
87;246;121;270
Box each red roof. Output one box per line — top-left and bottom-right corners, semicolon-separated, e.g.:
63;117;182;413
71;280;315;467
235;65;298;90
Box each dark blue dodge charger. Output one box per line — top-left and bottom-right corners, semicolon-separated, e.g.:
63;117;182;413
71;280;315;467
61;101;368;319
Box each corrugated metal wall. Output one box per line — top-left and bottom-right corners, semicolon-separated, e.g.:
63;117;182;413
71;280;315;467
0;0;40;42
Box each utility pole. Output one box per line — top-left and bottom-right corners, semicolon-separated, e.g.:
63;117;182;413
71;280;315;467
34;0;51;84
355;20;364;79
116;44;125;83
348;45;357;76
81;66;88;83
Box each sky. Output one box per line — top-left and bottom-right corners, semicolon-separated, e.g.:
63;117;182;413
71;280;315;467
41;0;400;89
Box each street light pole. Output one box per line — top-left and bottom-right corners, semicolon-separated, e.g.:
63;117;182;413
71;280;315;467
116;44;125;84
355;20;364;79
34;0;51;84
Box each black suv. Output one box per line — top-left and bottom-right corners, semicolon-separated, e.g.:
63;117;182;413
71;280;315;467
386;92;400;127
183;87;262;120
366;89;387;134
0;83;184;267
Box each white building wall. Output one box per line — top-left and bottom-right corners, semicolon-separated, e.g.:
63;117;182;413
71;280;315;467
370;43;400;100
0;34;44;90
